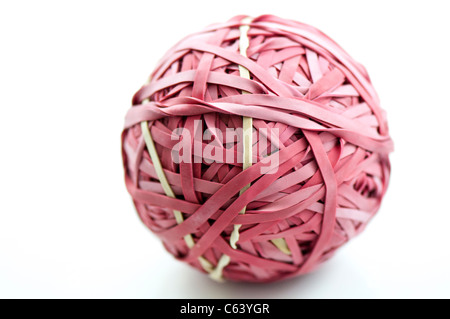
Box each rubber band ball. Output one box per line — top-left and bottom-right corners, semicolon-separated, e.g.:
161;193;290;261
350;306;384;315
122;15;393;283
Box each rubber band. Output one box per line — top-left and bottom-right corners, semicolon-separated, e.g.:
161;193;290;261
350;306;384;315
141;120;214;274
212;16;254;281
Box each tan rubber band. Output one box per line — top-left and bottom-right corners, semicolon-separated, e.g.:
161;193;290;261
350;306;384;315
233;17;291;256
209;17;254;281
141;120;215;273
229;16;253;250
213;17;292;281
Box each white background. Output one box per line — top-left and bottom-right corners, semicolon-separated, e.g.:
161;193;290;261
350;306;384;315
1;0;449;299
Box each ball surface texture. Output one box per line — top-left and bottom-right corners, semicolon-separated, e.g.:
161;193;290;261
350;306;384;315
122;15;393;282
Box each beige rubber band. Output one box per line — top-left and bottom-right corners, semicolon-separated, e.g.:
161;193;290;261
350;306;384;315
271;238;292;255
212;17;292;281
229;17;253;250
141;120;215;274
232;17;291;256
209;17;254;281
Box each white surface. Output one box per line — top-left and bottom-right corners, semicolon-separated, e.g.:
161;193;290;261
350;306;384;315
1;0;449;299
